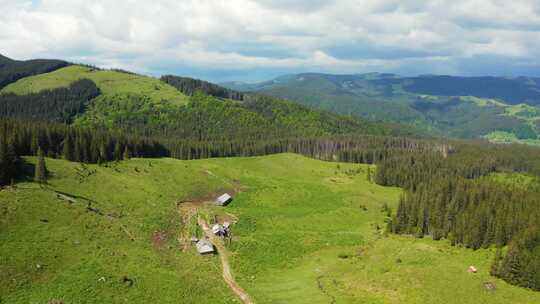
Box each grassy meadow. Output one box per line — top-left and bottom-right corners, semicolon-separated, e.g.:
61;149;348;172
1;154;539;303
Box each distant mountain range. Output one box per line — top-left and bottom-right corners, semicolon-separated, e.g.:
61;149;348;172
222;73;540;145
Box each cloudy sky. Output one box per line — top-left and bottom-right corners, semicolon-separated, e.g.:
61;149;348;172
2;0;540;82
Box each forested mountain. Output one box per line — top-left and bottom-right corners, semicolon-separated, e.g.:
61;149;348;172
0;59;398;141
0;79;99;123
223;73;540;145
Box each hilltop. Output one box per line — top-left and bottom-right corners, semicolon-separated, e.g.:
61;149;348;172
0;55;395;140
222;73;540;145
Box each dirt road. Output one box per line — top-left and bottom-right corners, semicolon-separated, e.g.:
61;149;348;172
198;217;254;304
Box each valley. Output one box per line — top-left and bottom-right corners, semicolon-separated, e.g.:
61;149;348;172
3;1;540;302
1;53;540;303
2;154;539;303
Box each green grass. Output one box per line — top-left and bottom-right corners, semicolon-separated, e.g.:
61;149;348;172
1;65;189;105
460;96;508;107
1;154;539;303
484;131;540;146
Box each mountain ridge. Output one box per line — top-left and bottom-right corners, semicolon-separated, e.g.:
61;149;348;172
222;72;540;144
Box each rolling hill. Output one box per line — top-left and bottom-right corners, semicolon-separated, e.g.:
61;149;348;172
1;65;189;106
3;154;540;303
0;57;393;140
222;73;540;145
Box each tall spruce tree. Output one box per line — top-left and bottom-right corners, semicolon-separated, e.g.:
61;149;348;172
35;147;47;185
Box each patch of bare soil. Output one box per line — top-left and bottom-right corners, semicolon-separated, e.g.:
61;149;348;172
151;230;170;249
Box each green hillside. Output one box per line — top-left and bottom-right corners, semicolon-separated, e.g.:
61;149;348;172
2;154;539;303
1;65;189;105
0;62;392;140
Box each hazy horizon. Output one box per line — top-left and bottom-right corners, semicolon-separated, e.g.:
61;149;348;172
2;0;540;82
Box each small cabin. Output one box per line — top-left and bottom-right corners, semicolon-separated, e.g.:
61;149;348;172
216;193;233;206
196;239;215;254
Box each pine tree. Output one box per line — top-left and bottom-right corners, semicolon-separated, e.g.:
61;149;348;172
114;141;122;161
63;135;74;161
366;167;372;182
35;147;47;185
0;138;8;185
123;146;131;160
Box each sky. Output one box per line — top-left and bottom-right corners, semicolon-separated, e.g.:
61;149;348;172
1;0;540;82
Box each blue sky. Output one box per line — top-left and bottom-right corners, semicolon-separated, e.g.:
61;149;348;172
1;0;540;82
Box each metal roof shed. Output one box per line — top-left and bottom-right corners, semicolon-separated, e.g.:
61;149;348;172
196;239;215;254
216;193;233;206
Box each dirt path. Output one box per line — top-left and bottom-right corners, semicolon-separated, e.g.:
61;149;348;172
198;217;254;304
177;205;197;251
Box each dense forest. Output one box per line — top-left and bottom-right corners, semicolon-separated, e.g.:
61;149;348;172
0;79;100;123
0;117;441;183
161;75;244;100
74;92;389;140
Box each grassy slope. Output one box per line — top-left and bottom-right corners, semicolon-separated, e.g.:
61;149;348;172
2;154;539;303
1;65;189;105
0;157;235;303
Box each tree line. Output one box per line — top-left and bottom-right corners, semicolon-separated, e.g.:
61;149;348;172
161;75;244;101
375;144;540;290
0;117;444;185
0;79;100;123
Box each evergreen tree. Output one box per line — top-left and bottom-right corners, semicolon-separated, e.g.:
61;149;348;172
63;135;74;161
35;147;47;184
114;141;122;161
123;146;131;160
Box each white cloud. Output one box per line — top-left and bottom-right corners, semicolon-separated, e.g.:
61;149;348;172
0;0;539;81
